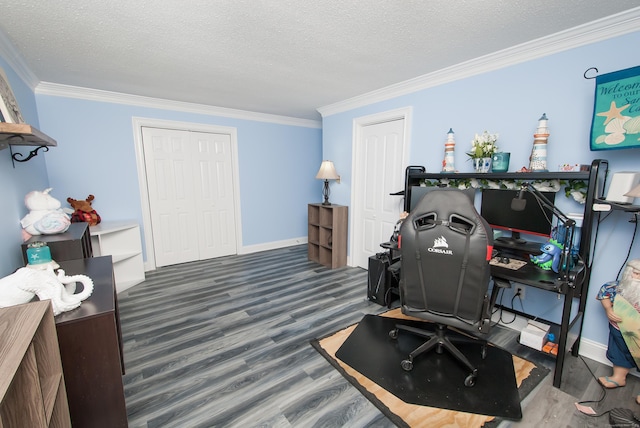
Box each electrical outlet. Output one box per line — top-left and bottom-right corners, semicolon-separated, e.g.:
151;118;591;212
515;285;525;300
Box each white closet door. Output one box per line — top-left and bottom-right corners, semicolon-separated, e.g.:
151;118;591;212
192;131;237;259
142;127;237;267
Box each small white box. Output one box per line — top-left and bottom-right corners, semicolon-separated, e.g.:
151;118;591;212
606;172;640;204
519;321;550;351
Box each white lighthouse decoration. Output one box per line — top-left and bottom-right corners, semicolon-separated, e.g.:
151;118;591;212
442;128;456;172
529;113;549;172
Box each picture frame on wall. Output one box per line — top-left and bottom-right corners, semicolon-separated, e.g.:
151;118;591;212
0;66;25;123
590;65;640;151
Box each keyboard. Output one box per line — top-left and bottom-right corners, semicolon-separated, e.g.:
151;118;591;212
490;256;527;270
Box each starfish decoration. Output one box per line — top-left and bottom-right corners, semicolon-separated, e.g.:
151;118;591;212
597;101;630;125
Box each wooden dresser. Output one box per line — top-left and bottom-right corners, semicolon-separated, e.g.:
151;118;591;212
54;256;127;427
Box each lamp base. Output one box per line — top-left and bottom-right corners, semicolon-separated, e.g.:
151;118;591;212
322;179;331;205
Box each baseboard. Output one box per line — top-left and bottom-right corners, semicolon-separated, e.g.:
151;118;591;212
237;237;307;255
577;337;612;369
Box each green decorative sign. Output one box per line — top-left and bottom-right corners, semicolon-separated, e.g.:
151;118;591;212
590;65;640;151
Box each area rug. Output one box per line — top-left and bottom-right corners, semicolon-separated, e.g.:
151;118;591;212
310;309;549;428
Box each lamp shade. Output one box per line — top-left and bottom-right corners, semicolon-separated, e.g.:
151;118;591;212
316;160;339;180
624;184;640;199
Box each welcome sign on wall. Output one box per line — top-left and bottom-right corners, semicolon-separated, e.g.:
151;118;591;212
590;65;640;151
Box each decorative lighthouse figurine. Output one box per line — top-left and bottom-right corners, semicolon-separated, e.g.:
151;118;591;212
529;113;549;172
442;128;456;172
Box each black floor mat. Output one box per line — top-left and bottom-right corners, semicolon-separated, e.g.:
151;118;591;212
335;314;522;420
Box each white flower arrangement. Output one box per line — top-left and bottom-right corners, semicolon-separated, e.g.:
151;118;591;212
422;178;586;203
467;131;499;159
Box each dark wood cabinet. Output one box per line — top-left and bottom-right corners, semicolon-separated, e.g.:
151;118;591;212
22;222;93;264
54;256;127;427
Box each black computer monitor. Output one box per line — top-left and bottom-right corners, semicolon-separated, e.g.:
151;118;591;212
409;186;476;212
480;188;555;245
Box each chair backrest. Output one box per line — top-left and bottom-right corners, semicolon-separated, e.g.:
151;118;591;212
399;189;494;333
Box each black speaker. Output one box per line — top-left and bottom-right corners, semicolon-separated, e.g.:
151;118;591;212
368;253;398;306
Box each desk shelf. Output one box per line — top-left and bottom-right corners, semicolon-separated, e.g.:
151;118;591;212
594;198;640;213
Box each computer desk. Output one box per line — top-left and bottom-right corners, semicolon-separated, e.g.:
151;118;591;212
490;243;586;389
397;160;613;389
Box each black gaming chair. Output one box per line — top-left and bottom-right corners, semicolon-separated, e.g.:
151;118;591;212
389;189;495;387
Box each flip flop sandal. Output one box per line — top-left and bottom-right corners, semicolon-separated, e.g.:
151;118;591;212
599;376;624;389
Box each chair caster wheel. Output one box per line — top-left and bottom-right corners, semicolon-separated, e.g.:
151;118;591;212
401;359;413;371
464;373;476;387
389;329;398;339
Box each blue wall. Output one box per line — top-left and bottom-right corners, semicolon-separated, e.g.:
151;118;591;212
0;59;321;277
322;31;640;350
35;95;322;254
0;57;50;276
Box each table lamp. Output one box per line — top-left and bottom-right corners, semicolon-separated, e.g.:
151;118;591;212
316;160;339;205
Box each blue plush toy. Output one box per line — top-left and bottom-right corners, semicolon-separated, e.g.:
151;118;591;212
530;239;564;273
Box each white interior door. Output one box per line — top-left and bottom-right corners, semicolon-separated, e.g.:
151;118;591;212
192;131;237;259
352;114;408;269
142;127;237;267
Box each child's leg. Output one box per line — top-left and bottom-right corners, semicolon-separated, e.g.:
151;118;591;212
599;324;636;388
599;365;630;387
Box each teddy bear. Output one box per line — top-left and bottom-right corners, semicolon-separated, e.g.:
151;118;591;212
20;188;71;238
67;195;102;226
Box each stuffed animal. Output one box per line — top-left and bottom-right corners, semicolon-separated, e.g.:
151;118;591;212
530;239;564;273
20;188;71;237
67;195;101;226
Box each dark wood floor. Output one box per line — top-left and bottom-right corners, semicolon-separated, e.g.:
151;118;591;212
117;245;639;427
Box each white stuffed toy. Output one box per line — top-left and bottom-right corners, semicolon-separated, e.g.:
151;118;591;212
20;188;71;237
0;266;93;316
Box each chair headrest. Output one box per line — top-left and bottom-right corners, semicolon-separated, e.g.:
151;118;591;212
410;188;477;218
407;189;480;230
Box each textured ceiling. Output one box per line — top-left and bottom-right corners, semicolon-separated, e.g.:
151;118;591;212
0;1;639;121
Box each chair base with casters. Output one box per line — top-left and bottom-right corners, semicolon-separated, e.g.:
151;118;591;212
389;323;488;387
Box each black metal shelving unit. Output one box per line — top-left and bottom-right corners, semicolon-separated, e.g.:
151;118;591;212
402;159;609;388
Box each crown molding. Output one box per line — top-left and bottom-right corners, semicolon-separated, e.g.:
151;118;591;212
317;7;640;118
1;23;319;129
0;28;39;89
35;82;321;128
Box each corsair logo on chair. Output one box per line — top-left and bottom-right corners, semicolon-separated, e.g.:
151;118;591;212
428;236;453;255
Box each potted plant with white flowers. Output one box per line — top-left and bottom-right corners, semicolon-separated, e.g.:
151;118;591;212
467;131;499;172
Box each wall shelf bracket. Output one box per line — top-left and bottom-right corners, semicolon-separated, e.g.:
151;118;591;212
10;144;49;165
1;123;58;167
